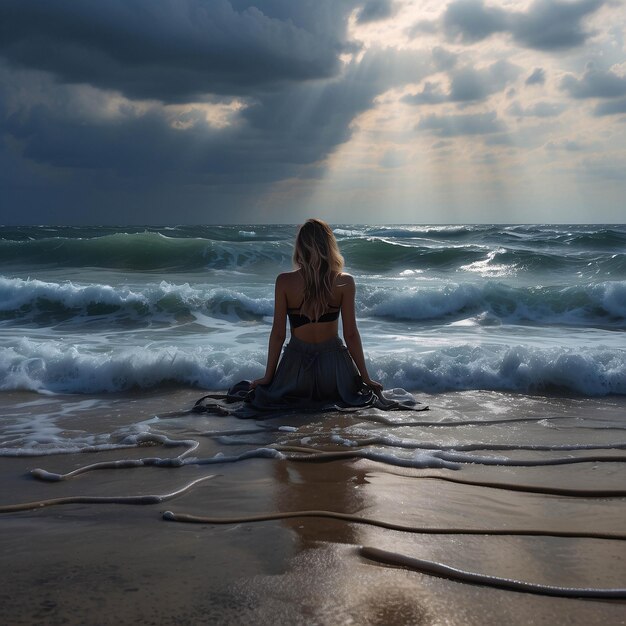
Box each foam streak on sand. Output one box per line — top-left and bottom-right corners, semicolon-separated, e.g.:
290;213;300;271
26;445;626;483
0;475;217;513
358;548;626;599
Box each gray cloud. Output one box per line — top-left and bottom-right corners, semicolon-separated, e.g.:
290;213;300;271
417;111;506;136
442;0;508;44
440;0;605;51
406;19;439;37
0;0;361;102
581;156;626;180
507;101;566;117
403;81;448;105
545;139;585;151
379;149;407;168
449;60;520;101
357;0;396;24
431;46;459;71
561;64;626;98
403;59;519;105
594;97;626;115
561;64;626;115
511;0;605;50
484;134;513;146
526;67;546;86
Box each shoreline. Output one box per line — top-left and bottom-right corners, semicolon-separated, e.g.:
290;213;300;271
1;389;625;624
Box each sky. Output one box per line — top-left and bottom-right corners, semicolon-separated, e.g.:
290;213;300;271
0;0;625;224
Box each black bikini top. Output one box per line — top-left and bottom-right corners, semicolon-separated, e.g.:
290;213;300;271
288;301;340;329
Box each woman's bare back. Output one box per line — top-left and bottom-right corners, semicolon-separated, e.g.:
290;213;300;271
279;269;352;344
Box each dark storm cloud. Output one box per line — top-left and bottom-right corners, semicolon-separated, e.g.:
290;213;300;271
403;60;519;105
3;45;429;175
0;0;361;102
1;45;431;222
561;64;626;98
4;105;253;180
417;111;506;136
526;68;546;86
2;1;440;222
438;0;606;50
357;0;395;24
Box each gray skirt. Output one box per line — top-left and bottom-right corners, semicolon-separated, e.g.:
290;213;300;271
193;336;427;417
249;335;374;412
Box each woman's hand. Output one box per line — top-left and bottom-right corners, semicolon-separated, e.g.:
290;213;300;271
363;377;383;393
250;375;273;389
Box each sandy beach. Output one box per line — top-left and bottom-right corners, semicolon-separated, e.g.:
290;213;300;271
2;389;625;625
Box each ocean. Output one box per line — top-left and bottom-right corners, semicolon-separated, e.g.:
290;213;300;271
1;223;625;400
2;224;626;623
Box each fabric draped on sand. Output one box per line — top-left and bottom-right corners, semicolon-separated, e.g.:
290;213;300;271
194;335;427;418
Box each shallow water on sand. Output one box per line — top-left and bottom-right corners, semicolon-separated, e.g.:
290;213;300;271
1;389;625;624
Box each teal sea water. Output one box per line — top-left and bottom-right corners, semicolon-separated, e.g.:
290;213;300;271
1;224;625;399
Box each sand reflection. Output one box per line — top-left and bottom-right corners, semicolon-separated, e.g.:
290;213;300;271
272;455;369;549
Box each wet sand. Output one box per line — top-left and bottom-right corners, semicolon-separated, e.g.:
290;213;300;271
1;390;625;625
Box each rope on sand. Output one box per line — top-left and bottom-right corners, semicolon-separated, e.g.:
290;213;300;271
0;475;216;513
358;546;626;599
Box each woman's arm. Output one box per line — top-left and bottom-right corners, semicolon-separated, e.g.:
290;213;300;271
340;274;383;391
251;274;287;388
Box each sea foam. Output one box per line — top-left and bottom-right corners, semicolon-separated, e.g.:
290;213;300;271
0;277;273;325
362;281;626;326
1;339;624;396
2;276;624;328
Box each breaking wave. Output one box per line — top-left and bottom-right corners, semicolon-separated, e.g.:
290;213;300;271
1;339;624;396
3;277;623;328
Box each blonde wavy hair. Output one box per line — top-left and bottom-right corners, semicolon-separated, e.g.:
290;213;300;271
293;219;344;321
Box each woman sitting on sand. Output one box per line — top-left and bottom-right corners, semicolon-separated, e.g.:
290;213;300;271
248;218;383;410
195;218;424;415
